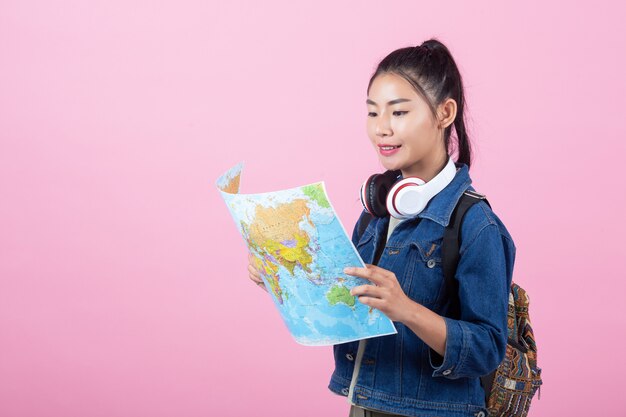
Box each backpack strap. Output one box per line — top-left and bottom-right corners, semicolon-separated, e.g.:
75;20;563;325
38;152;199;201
441;190;494;403
442;190;490;289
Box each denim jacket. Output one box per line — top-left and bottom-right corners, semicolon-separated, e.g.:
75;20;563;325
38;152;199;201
328;163;516;417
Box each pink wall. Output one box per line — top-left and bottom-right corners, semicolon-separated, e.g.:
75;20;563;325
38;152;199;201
1;1;625;416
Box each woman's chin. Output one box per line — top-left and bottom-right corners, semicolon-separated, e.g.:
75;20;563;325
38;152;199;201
379;159;402;172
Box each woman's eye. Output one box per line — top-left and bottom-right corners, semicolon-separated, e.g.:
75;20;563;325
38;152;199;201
367;111;407;117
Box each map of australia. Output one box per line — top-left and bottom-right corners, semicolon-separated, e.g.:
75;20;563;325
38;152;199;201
217;162;397;346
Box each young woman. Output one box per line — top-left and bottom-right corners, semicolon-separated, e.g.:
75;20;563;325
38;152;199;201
248;38;515;417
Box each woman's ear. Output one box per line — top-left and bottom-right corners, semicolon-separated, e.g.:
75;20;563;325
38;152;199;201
437;98;457;129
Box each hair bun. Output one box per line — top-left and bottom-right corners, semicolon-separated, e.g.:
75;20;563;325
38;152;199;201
420;43;433;57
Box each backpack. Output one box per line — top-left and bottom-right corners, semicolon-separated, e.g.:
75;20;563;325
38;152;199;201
355;190;543;417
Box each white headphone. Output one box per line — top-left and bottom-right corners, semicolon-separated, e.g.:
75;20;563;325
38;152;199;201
360;156;457;219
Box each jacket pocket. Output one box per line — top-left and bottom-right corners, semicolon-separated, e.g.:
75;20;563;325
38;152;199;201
402;240;445;306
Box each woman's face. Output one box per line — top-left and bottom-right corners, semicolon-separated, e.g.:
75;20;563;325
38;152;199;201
366;72;452;181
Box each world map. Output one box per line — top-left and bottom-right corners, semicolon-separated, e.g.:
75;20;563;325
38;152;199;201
217;163;397;346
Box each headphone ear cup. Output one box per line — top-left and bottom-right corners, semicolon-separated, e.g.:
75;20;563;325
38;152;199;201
387;177;427;219
361;171;399;217
359;180;372;214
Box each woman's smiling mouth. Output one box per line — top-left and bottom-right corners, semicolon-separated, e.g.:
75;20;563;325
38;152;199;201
378;144;402;156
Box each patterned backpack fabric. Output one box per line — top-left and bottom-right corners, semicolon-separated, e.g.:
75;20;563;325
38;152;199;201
483;284;542;416
444;191;543;417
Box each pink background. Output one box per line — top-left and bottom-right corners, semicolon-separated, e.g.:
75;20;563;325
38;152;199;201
1;1;625;416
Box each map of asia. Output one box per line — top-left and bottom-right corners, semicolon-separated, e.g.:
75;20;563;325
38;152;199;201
216;163;397;346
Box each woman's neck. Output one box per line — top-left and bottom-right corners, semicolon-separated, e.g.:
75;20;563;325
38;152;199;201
401;152;449;182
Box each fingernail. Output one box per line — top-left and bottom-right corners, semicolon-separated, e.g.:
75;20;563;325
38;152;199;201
343;267;352;273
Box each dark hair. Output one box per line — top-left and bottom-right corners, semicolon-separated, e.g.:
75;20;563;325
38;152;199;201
366;38;472;168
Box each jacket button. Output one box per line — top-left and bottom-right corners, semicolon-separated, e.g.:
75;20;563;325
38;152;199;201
341;388;349;395
442;369;452;375
476;412;486;417
346;353;354;361
427;259;436;268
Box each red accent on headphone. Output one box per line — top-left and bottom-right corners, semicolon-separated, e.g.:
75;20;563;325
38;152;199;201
390;177;424;217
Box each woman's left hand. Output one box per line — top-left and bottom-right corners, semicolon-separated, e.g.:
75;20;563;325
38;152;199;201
344;264;418;323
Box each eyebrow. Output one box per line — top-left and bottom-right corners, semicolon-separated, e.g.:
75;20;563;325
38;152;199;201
366;98;411;106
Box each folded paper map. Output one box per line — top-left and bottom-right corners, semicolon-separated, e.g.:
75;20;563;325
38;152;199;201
216;162;397;346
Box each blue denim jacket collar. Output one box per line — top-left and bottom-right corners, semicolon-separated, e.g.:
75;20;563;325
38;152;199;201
411;162;472;227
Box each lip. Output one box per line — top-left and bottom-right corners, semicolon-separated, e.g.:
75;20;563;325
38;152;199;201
378;143;402;157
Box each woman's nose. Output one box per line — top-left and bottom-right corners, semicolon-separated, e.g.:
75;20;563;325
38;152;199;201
375;115;392;137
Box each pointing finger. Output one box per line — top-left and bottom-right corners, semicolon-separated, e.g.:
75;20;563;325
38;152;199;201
343;265;385;285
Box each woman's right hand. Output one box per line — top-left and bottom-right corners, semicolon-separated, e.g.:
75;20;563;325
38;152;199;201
248;253;268;292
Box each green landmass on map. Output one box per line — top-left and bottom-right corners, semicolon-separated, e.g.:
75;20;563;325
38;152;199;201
326;284;356;307
302;184;331;209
